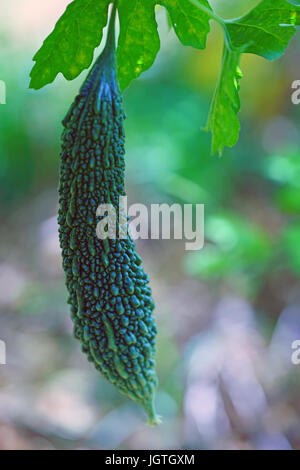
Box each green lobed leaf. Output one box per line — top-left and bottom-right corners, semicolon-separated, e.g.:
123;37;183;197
226;0;300;60
29;0;300;156
117;0;160;91
206;48;242;156
206;0;300;155
29;0;110;90
159;0;212;49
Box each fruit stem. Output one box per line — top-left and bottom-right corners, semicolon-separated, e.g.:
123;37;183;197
105;1;118;55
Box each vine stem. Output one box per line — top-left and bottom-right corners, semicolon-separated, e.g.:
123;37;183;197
187;0;234;52
188;0;225;27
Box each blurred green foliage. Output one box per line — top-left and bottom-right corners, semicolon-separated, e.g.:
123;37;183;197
282;223;300;276
185;213;272;282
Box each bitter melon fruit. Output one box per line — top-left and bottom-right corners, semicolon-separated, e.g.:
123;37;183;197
57;3;159;424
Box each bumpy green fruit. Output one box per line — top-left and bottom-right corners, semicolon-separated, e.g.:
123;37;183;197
57;7;159;424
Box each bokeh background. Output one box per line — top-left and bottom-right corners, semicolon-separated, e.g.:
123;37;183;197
1;0;300;450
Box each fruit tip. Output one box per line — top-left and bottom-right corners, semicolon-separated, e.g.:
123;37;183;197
142;396;161;426
146;414;162;426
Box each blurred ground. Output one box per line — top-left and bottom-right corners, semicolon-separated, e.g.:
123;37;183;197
1;0;300;450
